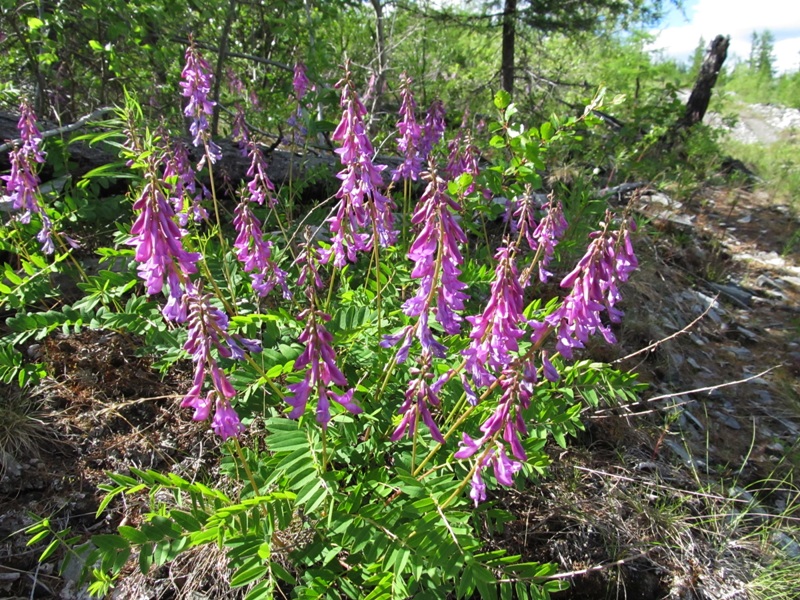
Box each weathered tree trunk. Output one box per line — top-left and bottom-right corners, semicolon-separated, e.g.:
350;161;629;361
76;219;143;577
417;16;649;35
680;35;729;128
501;0;517;94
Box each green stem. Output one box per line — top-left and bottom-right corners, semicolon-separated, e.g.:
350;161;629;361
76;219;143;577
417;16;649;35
233;437;261;498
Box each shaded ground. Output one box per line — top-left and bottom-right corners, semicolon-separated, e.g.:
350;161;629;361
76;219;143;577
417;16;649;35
1;182;799;598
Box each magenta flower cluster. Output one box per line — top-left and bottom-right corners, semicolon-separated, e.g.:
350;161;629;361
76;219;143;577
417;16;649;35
511;193;568;284
128;157;201;322
462;245;525;388
2;103;54;253
533;216;638;359
292;61;311;101
160;134;207;226
284;242;360;428
391;72;423;183
419;100;446;160
180;42;222;166
181;287;261;440
233;140;289;299
321;63;396;267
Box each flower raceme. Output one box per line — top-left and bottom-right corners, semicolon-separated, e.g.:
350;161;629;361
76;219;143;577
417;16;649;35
128;156;201;322
233;139;289;299
391;72;423;183
533;215;638;359
181;287;261;440
283;239;360;428
462;245;526;389
321;62;396;267
180;42;222;166
2;102;55;254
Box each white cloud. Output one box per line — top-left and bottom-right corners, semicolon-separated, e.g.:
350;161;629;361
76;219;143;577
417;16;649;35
648;0;800;73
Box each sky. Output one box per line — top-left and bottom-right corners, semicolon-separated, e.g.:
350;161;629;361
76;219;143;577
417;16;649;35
648;0;800;73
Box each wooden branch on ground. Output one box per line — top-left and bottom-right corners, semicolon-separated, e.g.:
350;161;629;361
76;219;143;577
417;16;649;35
0;107;115;153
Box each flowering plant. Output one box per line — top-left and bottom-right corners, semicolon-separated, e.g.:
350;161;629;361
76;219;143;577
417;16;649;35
14;57;644;600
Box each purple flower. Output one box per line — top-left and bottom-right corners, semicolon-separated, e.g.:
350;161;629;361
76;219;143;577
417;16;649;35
459;443;522;506
390;354;446;443
2;103;55;254
462;245;525;388
233;189;290;299
391;72;423;182
320;62;396;267
212;397;246;440
181;287;261;439
293;61;310;101
243;140;277;209
160;135;207;225
419;100;446;161
180;41;222;166
127;157;202;321
402;170;468;348
284;308;360;428
528;196;568;284
446;129;480;195
533;216;638;359
231;105;250;156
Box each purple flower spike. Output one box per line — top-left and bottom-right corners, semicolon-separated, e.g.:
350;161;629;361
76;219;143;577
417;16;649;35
2;103;56;254
529;196;568;284
462;245;525;388
391;72;423;183
180;288;260;439
391;355;445;443
180;41;222;166
293;61;311;101
320;61;397;267
233;199;290;299
419;100;446;161
127;158;202;320
283;308;360;429
536;215;638;359
232;106;250;156
403;170;468;345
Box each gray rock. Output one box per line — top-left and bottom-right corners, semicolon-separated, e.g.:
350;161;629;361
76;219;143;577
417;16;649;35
713;410;742;430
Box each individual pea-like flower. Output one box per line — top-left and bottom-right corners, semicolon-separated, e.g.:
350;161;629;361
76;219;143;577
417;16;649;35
127;156;201;322
321;61;396;267
391;72;423;183
181;287;261;440
462;245;525;388
180;41;222;166
419;100;446;162
532;215;638;359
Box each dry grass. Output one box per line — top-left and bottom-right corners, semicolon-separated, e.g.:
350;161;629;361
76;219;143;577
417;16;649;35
0;384;52;477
